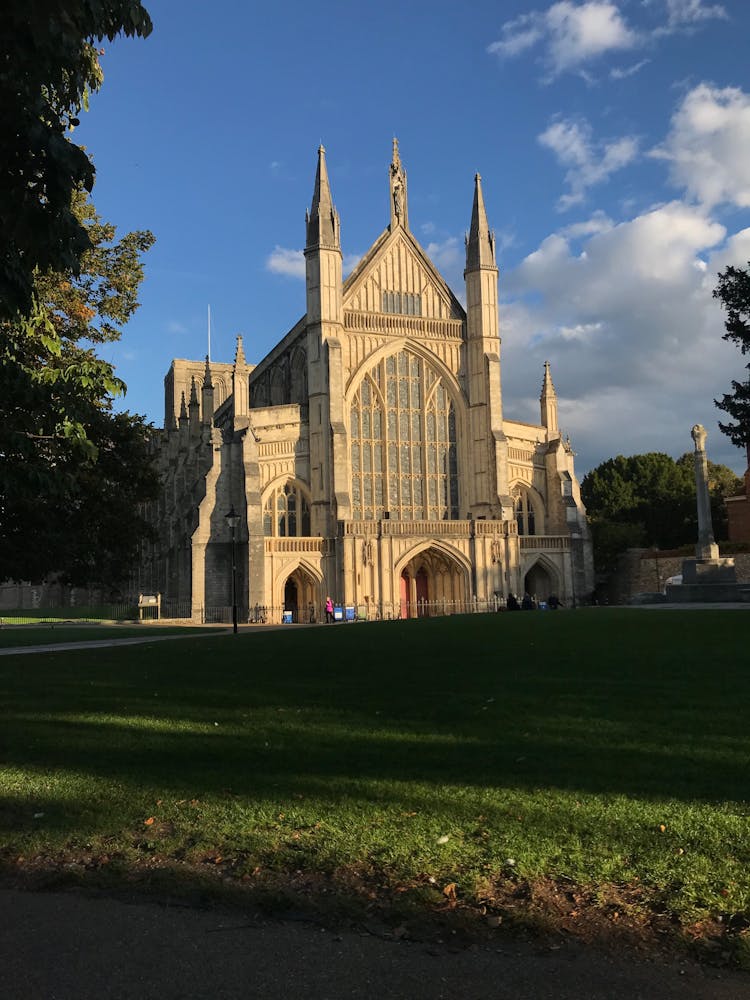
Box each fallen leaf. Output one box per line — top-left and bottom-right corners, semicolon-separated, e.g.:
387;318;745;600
443;882;457;900
144;817;155;826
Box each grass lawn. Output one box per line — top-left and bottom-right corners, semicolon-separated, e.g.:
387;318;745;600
1;609;749;955
0;625;213;649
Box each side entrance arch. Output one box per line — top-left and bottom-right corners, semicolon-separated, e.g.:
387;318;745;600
398;545;469;618
523;557;560;604
281;564;319;623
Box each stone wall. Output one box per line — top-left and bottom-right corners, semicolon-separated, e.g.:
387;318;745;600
603;548;750;604
0;580;125;610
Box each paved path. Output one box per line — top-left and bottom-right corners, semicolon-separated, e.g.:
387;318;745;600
0;624;308;657
1;888;747;999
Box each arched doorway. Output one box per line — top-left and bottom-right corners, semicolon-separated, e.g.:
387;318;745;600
281;565;318;623
399;547;468;618
523;560;557;604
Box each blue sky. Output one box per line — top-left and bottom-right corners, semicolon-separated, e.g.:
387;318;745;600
76;0;750;475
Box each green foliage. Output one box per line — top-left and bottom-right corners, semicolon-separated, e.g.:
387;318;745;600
0;193;158;585
588;519;647;573
0;0;152;318
582;452;743;567
713;262;750;451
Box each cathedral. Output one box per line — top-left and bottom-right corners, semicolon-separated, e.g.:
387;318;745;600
143;142;593;621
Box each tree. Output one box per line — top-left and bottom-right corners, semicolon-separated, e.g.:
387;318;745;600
713;263;750;459
0;1;152;320
581;452;743;571
0;193;158;586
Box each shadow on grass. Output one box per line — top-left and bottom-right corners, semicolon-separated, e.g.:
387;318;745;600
1;609;748;807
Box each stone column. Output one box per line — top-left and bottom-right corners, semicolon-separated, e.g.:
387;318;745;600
691;424;719;560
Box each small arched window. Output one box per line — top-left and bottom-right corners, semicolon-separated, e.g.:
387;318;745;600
263;481;311;537
511;484;539;536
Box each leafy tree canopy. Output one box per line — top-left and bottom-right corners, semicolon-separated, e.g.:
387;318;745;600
0;192;158;586
581;452;743;569
0;0;152;320
713;263;750;454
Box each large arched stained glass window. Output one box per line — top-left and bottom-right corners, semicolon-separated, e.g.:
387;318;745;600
350;350;459;521
263;481;311;537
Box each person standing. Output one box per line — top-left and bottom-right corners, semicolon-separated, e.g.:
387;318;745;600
325;595;334;624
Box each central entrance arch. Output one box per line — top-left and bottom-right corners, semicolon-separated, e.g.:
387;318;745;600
398;545;469;617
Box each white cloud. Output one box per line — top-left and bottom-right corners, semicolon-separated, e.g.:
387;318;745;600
654;84;750;208
266;246;305;278
663;0;727;27
560;210;615;238
500;203;750;473
609;59;649;80
539;117;639;209
488;2;637;77
425;236;464;285
167;320;187;335
343;253;362;277
266;247;361;280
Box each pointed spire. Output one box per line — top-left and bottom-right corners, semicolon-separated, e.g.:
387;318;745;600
234;334;246;368
178;391;188;423
201;356;214;427
232;335;249;419
540;360;559;435
465;173;496;271
306;144;340;249
389;137;408;230
541;360;556;397
188;376;200;436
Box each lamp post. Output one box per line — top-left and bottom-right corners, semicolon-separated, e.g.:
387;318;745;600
225;506;241;634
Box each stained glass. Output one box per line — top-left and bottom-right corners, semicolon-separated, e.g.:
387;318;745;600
399;412;409;441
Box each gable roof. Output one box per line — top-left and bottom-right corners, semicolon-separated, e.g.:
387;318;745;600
343;224;465;321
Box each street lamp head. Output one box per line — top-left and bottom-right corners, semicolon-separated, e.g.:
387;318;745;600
225;506;241;530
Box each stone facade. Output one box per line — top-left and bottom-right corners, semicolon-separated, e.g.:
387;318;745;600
142;143;594;621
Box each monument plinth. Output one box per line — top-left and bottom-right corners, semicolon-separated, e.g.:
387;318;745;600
665;425;748;602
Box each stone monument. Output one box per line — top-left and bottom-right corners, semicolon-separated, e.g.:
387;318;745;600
665;425;748;602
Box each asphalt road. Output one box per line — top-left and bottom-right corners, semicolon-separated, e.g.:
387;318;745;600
1;889;747;999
